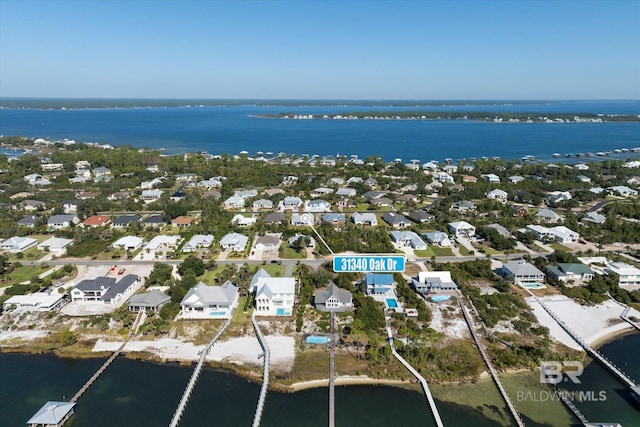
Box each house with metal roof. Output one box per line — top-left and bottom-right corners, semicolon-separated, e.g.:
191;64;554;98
71;277;117;302
180;281;239;319
102;275;139;305
219;232;249;252
352;212;378;226
128;290;170;313
412;271;458;293
37;237;73;253
111;214;141;228
27;401;75;427
17;215;39;228
390;231;427;250
423;231;451;247
382;212;410;228
47;214;79;230
182;234;214;253
254;277;296;316
112;236;144;251
501;260;545;284
546;263;594;283
0;236;38;253
448;221;476;237
313;283;353;312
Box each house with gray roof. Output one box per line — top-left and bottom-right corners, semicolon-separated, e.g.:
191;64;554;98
47;214;79;230
423;231;451;247
219;232;249;252
71;277;117;302
382;212;410;228
180;281;239;319
352;212;378;226
582;211;606;224
535;208;562;224
263;212;285;224
390;231;427;250
408;211;434;223
320;213;346;225
142;214;167;227
27;401;76;427
412;271;458;293
183;234;215;253
313;283;353;312
0;236;38;253
102;274;139;305
253;199;274;210
112;214;141;228
335;187;357;197
501;260;545;284
17;215;39;228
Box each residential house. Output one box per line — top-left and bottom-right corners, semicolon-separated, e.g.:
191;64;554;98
0;236;38;253
390;231;427;250
174;173;198;182
3;293;65;312
182;234;215;253
83;215;111;227
107;191;131;201
509;176;525;184
364;177;378;187
306;199;331;212
313;282;353;312
352;212;378;226
92;166;111;176
171;216;193;228
408;211;434;223
311;187;334;198
606;262;640;287
364;273;395;297
254;276;296;316
318;213;344;226
501;260;545;284
382;212;410;228
396;194;418;204
335;187;357;197
220;232;249;252
576;175;591;183
61;200;78;214
263;212;285;225
129;290;171;313
253;199;274;210
71;277;117;302
145;235;181;251
486;189;508;201
197;178;223;189
47;214;79;230
608;186;638;197
483;173;501;183
283;196;303;209
101;275;139;305
288;233;316;249
180;281;239;319
23;173;44;184
436;172;455;183
232;214;257;227
112;214;141;228
17;215;39;228
451;201;475;212
361;191;385;201
412;271;458;293
448;221;476;237
142;214;167;228
546;191;572;205
423;231;451;247
37;237;73;253
112;236;144;251
140;177;163;189
486;223;511;238
582;211;606;224
141;189;163;202
463;175;478;183
291;213;314;226
255;235;280;251
546;263;594;283
18;200;45;211
535;208;562;223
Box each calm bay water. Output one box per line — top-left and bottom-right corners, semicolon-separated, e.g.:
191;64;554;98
2;332;639;426
1;100;639;162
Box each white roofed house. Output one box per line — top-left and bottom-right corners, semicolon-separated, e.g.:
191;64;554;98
291;213;314;226
448;221;476;238
535;208;562;224
141;177;163;189
112;236;144;251
183;234;215;253
305;199;332;212
145;235;181;251
37;237;73;253
412;271;458;293
0;236;38;253
390;231;427;250
606;262;640;287
352;212;378;226
423;231;451;247
283;196;303;209
180;281;239;319
336;187;357;197
313;282;353;312
483;173;501;183
310;187;334;198
140;189;163;202
582;211;606;224
253;199;274;210
224;195;246;209
548;225;580;243
232;214;257;227
254;276;296;316
608;185;638;197
501;260;545;284
486;189;508;201
219;232;249;252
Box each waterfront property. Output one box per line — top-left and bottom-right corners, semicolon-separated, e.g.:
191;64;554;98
179;281;239;319
365;273;395;297
546;263;594;283
3;292;65;312
128;290;171;313
71;275;139;305
313;282;353;312
254;275;296;316
501;260;545;284
412;271;458;293
606;262;640;287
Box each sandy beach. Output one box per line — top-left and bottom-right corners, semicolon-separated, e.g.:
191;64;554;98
526;295;640;351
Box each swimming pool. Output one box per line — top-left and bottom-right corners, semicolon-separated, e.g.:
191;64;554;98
520;283;547;290
306;336;329;344
431;295;451;302
210;311;226;316
386;299;398;308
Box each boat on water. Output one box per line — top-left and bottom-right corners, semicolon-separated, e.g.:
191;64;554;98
552;153;561;158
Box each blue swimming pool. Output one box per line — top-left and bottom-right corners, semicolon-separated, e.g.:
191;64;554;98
386;299;398;308
431;295;451;302
306;336;329;344
210;311;226;316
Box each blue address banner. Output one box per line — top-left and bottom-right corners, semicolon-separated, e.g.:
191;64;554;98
333;255;405;273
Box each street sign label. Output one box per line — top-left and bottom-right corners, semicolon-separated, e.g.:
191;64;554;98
333;255;405;273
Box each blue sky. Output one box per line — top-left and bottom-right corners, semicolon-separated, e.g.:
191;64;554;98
1;0;638;99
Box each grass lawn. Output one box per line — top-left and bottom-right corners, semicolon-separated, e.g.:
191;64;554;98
280;246;306;259
549;242;571;252
431;246;454;257
9;247;46;262
480;245;502;255
458;245;472;256
200;264;234;284
249;263;285;277
2;264;48;286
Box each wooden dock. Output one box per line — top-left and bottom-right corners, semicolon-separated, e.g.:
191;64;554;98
458;292;526;427
251;314;270;427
